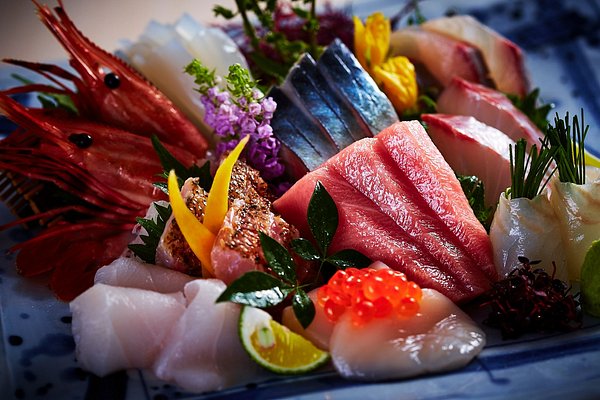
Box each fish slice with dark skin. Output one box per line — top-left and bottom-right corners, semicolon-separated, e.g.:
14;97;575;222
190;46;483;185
274;121;496;304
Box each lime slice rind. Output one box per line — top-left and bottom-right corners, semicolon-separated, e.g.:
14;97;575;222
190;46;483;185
239;306;330;375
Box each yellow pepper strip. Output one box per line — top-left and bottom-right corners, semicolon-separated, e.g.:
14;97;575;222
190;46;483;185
203;135;250;234
372;56;418;112
168;170;216;275
585;151;600;168
353;12;390;73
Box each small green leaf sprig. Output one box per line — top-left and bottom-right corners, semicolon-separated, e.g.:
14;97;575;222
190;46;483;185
127;136;213;263
546;110;588;185
217;181;371;328
213;0;321;84
508;88;553;132
457;175;494;231
508;138;556;200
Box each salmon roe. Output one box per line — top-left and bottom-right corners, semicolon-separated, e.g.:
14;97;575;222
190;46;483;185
317;268;422;325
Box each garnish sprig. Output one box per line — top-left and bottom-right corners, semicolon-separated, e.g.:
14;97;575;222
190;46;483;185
217;181;371;328
508;139;556;200
482;256;581;339
213;0;321;83
546;110;588;185
185;60;286;184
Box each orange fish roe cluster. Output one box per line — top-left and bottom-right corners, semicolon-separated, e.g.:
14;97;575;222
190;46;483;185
317;267;423;325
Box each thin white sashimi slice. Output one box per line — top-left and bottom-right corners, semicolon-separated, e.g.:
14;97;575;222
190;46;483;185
94;256;194;293
153;279;265;392
389;26;489;87
421;15;530;97
489;192;568;282
422;114;514;207
329;288;485;380
70;284;186;377
549;167;600;281
120;14;249;139
436;77;543;147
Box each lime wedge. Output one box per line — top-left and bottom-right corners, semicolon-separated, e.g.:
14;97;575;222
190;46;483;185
581;239;600;317
239;306;329;374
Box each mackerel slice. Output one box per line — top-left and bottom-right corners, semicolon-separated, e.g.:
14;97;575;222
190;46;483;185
268;87;338;176
317;39;398;135
274;121;496;303
281;55;369;148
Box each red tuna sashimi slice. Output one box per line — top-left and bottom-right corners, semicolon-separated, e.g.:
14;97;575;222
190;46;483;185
274;121;496;303
422;15;530;97
377;121;496;281
437;77;544;146
274;164;490;303
422;114;514;206
389;26;490;87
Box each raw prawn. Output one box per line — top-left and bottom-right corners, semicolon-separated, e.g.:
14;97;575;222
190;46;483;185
4;0;209;153
0;93;197;300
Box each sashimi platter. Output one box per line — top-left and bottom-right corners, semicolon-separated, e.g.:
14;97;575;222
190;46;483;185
2;0;600;399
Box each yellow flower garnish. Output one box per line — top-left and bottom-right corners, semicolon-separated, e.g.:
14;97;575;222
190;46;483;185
353;12;390;73
353;12;418;113
168;136;249;275
373;56;418;111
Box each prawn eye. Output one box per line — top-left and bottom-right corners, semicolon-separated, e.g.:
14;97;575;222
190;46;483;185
104;73;120;89
68;133;93;148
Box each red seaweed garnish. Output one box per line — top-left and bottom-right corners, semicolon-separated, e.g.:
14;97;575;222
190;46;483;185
481;256;582;339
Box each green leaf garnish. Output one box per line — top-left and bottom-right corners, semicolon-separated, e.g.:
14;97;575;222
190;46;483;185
308;181;338;254
546;110;588;185
292;290;316;329
457;175;494;231
216;271;294;308
260;232;297;283
291;238;321;261
127;202;172;263
325;249;372;269
581;239;600;317
217;182;370;328
151;135;213;193
508;88;553;132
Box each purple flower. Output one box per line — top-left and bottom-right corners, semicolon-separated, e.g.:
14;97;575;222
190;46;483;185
248;102;262;117
261;97;277;114
256;124;273;139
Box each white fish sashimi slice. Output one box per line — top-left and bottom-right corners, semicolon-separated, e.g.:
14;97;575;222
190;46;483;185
422;15;530;97
437;77;543;147
549;168;600;281
70;284;186;377
94;256;194;293
389;26;490;87
489;192;567;282
153;279;265;392
422;113;514;206
329;289;485;381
